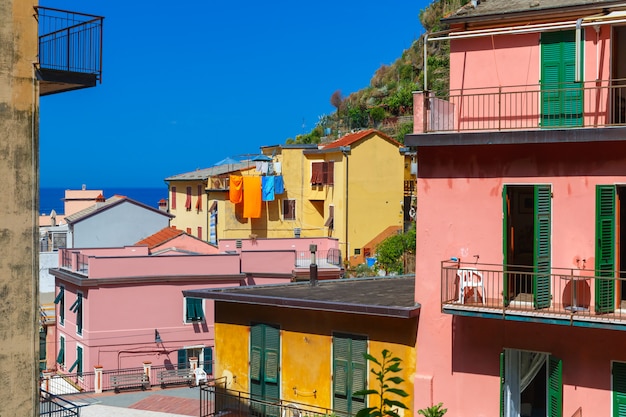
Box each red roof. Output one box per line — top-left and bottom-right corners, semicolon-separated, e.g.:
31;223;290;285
322;129;401;150
136;227;185;249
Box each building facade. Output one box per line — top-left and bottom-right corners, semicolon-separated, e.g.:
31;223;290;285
408;1;626;416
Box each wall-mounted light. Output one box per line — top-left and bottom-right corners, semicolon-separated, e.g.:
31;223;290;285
155;329;162;344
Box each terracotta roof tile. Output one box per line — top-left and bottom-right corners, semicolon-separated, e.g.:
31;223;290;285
322;129;401;150
136;227;185;249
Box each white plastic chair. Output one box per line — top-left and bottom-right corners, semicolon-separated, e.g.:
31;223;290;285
457;268;485;305
194;367;207;385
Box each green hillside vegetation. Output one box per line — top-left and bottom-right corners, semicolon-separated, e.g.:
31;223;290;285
286;0;469;145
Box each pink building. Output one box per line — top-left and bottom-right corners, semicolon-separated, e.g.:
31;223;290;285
49;234;341;380
408;1;626;417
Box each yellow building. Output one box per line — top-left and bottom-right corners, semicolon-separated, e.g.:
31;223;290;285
165;161;256;243
185;275;418;417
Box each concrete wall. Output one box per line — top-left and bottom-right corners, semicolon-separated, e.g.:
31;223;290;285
414;141;626;416
72;201;171;247
214;302;417;415
0;0;39;414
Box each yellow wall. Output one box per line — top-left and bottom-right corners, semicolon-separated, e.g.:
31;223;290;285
169;179;208;239
214;302;417;416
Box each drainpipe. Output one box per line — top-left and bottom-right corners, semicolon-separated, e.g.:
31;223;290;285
423;33;429;91
340;146;350;262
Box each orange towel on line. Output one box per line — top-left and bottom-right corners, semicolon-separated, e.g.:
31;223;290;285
229;175;243;204
243;176;262;219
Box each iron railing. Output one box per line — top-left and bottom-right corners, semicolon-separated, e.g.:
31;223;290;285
35;6;103;79
201;380;350;417
295;249;342;268
421;79;626;132
441;259;626;323
40;389;82;416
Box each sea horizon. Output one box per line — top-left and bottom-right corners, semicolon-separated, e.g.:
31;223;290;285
40;186;168;215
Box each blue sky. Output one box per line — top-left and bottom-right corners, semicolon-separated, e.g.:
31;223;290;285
40;0;431;188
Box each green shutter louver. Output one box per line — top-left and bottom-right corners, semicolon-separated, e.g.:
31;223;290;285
534;185;552;309
186;298;204;322
249;323;280;407
205;347;213;375
596;185;616;313
333;335;368;414
53;287;64;304
178;349;188;369
613;362;626;417
547;356;562;417
57;337;65;365
541;30;582;127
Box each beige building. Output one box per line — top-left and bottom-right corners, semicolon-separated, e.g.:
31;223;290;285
1;3;103;414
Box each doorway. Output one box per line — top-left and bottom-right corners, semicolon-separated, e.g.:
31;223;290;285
503;185;552;308
611;26;626;124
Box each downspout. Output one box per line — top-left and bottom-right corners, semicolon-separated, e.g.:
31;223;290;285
423;33;429;91
340;146;350;262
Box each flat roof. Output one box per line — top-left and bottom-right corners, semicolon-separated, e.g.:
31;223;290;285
184;275;420;318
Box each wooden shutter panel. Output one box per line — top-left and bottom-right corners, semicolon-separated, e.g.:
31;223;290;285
250;324;264;400
205;347;213;375
499;351;505;417
178;349;187;369
333;336;350;413
547;356;562;417
596;185;616;313
534;185;552;309
264;325;280;403
327;161;335;186
351;338;367;406
502;185;510;306
613;362;626;417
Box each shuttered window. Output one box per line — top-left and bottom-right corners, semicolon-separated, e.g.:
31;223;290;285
196;185;203;210
55;286;65;326
250;323;280;405
541;30;582;127
311;162;323;185
185;187;192;211
333;334;367;415
57;335;65;365
171;186;177;210
534;185;552;309
613;362;626;417
547;356;562;417
185;298;205;322
596;185;616;313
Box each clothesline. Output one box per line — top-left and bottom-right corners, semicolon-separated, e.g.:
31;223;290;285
229;175;285;219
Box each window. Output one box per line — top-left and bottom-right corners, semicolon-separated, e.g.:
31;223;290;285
70;292;83;336
503;185;552;309
57;335;65;366
500;350;561;417
250;323;280;413
69;344;83;377
171;186;177;210
612;361;626;417
283;199;296;221
178;346;210;371
354;248;361;256
333;334;367;415
196;185;203;211
185;187;192;211
185;297;205;323
54;286;65;326
311;162;334;186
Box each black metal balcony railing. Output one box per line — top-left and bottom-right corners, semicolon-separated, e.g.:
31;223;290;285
35;7;103;80
423;79;626;133
40;389;81;417
441;260;626;325
201;380;350;417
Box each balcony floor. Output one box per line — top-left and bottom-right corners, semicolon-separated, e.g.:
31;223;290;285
37;68;97;96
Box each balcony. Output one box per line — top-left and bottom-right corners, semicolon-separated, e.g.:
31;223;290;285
415;80;626;134
441;260;626;330
35;7;103;96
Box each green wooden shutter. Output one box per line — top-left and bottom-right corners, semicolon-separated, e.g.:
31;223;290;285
547;356;563;417
333;336;350;414
250;324;264;400
178;349;188;369
596;185;616;313
499;351;505;417
613;362;626;417
57;336;65;365
534;185;552;309
205;347;213;375
264;325;280;401
502;185;510;307
351;338;367;409
541;30;582;127
77;345;83;375
186;298;204;321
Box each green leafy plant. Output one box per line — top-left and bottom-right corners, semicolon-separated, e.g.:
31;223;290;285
354;349;409;417
417;402;447;417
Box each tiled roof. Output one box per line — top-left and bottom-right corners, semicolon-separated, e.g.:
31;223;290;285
321;129;401;150
136;227;185;249
64;195;172;224
445;0;625;21
164;162;253;181
184;275;420;318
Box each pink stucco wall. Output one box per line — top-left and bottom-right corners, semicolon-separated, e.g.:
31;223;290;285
218;237;339;253
414;142;626;416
